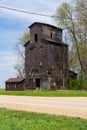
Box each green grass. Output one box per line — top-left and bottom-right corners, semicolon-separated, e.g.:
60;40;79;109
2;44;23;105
0;90;87;97
0;108;87;130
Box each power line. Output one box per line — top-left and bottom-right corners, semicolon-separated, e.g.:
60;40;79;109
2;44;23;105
0;5;54;18
0;5;87;21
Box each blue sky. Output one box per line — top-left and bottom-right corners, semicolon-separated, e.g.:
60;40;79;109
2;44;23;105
0;0;71;88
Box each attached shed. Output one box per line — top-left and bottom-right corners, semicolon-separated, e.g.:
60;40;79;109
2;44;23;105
69;70;77;81
5;77;25;91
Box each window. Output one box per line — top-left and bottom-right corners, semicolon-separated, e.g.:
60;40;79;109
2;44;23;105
35;34;38;42
50;33;52;39
15;84;17;88
7;84;9;89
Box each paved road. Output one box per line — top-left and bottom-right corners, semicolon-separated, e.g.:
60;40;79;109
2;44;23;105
0;95;87;119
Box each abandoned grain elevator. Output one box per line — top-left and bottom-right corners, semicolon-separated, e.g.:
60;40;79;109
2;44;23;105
24;22;69;90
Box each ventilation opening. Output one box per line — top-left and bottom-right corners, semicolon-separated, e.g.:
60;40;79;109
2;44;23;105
36;79;40;88
35;34;38;42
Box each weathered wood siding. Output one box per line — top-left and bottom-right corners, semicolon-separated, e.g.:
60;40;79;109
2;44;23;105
6;81;25;91
25;22;69;90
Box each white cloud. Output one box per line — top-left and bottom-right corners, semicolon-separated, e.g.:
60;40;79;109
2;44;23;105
0;52;16;66
0;30;25;49
0;51;17;88
0;30;25;88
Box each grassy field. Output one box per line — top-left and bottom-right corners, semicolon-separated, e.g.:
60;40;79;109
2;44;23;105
0;108;87;130
0;90;87;97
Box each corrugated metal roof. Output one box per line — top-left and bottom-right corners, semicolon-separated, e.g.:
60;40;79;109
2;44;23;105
5;77;25;83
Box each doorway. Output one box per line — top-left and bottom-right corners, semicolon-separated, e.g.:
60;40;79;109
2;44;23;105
36;79;40;88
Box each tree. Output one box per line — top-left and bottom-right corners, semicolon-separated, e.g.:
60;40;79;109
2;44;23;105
54;1;87;78
14;32;29;78
75;0;87;77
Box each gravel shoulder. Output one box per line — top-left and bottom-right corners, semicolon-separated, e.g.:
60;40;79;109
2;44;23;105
0;96;87;119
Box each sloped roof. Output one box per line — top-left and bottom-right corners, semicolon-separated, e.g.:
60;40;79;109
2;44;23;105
5;77;25;83
69;70;77;75
29;22;62;31
42;38;68;46
24;40;30;46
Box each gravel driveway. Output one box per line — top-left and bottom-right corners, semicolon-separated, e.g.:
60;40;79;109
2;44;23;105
0;95;87;119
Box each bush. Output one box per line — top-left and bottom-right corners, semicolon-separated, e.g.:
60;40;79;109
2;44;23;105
67;79;80;90
67;78;87;90
81;79;87;90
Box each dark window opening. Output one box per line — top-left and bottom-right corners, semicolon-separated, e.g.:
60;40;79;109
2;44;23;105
35;34;38;42
36;79;40;88
50;33;52;39
48;71;51;75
